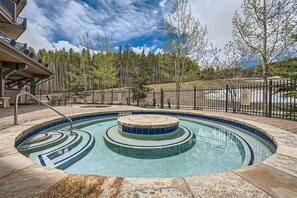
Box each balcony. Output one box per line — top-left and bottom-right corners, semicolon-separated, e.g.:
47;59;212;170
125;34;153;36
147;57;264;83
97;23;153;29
0;16;26;39
16;0;26;16
0;0;27;22
0;0;14;22
0;32;49;68
0;0;13;15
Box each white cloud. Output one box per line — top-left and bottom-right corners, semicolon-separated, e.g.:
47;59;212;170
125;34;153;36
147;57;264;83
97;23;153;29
17;0;244;54
54;1;97;42
18;23;54;50
132;46;150;55
159;0;168;8
17;0;54;50
52;40;80;52
18;0;166;51
132;44;158;55
188;0;242;50
154;48;164;54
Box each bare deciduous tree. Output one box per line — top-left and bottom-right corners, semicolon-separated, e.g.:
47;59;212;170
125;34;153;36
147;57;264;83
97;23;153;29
232;0;297;113
79;30;93;102
206;42;251;112
162;0;207;109
233;0;297;83
93;30;118;103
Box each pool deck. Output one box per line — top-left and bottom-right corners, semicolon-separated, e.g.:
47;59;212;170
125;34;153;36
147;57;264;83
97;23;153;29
0;105;296;198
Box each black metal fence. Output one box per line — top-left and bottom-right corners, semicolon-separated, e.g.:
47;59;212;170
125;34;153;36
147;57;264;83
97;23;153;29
36;80;297;121
156;80;297;120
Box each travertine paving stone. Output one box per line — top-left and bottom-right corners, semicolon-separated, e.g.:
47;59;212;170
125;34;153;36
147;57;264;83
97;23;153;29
234;164;297;198
264;154;297;177
185;172;269;198
0;165;67;198
276;145;297;159
41;174;123;198
0;153;35;179
0;105;142;131
117;178;193;198
0;146;17;158
0;106;296;197
0;131;19;149
0;104;46;118
273;134;297;148
187;110;297;135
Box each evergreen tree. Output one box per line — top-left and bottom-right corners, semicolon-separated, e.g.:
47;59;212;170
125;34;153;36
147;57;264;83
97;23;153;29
130;49;152;106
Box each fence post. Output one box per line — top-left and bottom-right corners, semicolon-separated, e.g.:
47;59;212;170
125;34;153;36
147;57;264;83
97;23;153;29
111;89;113;105
153;91;156;107
101;91;103;104
225;85;228;112
39;87;41;100
92;89;95;104
293;80;296;121
160;88;164;109
268;80;273;117
193;86;197;110
128;89;131;105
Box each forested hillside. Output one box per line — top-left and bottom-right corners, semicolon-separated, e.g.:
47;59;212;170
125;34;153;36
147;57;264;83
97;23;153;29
34;45;200;93
34;44;296;93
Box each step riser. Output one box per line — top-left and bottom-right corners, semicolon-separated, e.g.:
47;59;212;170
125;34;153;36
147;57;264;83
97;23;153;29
20;134;68;153
56;138;95;170
18;127;96;171
24;134;52;144
48;136;83;160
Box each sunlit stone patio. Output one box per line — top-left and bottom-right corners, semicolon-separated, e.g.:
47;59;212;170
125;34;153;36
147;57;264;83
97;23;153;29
0;105;296;197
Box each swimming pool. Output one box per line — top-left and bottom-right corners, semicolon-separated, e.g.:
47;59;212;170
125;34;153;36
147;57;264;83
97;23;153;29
16;111;276;178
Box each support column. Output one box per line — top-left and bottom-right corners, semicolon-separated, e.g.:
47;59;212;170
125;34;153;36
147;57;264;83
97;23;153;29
30;78;36;96
0;62;10;108
18;81;23;89
0;62;4;97
13;1;17;23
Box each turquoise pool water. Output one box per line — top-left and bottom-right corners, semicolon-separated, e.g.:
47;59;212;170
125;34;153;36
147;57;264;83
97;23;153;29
62;116;274;178
17;113;275;178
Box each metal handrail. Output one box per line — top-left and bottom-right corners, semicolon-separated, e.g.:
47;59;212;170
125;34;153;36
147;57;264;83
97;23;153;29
14;92;73;134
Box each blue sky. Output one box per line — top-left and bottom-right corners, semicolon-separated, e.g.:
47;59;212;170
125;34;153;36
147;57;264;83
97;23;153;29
18;0;244;55
19;0;264;67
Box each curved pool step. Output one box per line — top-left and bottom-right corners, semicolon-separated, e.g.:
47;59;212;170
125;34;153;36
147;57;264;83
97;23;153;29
35;131;82;166
27;131;79;166
47;135;83;160
38;130;95;170
18;131;68;153
54;130;95;170
23;133;53;144
29;131;79;158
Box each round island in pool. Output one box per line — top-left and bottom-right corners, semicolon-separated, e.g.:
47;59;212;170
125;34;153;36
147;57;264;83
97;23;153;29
104;115;196;158
118;115;179;138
